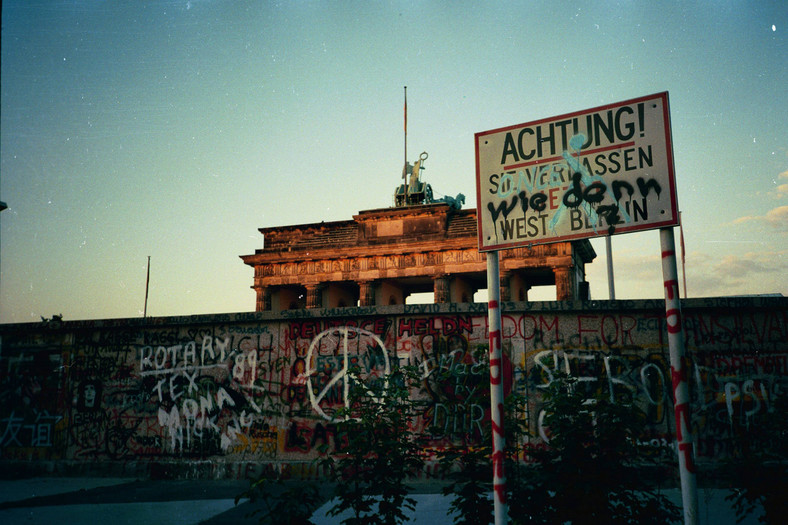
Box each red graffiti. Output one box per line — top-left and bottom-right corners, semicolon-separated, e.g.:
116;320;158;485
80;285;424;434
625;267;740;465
518;314;560;342
494;482;507;504
673;402;691;442
490;358;503;385
492;449;505;477
491;402;505;437
665;308;682;334
397;316;473;338
663;278;680;301
678;441;697;474
489;329;502;352
670;365;688;393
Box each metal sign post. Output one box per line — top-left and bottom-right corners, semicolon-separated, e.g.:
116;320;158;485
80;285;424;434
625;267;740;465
143;255;151;318
475;92;697;525
606;236;616;299
660;227;699;525
486;250;508;525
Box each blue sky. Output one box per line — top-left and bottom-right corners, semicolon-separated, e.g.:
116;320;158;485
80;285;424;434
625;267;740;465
1;1;786;323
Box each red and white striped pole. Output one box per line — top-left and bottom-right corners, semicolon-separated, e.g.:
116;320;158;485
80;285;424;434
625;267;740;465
660;227;699;525
486;250;508;525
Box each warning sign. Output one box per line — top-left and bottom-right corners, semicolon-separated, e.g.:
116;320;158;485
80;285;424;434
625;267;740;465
475;92;678;252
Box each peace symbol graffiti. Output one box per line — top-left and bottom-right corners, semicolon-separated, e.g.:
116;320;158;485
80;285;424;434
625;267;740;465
304;327;391;422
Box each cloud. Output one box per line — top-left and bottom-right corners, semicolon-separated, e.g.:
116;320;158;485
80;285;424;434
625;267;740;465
587;248;788;300
773;170;788;199
713;252;782;279
687;250;788;297
731;205;788;232
613;252;662;281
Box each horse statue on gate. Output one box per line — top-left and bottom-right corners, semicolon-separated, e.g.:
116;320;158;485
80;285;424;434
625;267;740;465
436;193;465;211
393;152;465;211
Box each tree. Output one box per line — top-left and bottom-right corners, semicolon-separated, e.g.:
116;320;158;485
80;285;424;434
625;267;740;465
318;364;426;525
435;388;536;525
507;373;680;525
725;392;788;524
236;477;322;525
437;431;495;525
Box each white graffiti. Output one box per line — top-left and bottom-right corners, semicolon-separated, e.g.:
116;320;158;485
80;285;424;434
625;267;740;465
304;327;391;422
533;349;668;405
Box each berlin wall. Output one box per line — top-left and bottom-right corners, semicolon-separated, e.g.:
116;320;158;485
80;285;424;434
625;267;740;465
1;297;785;480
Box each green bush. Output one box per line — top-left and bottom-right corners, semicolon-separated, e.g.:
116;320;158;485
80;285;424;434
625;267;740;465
725;393;788;524
507;373;680;525
241;362;682;525
236;475;322;525
318;364;426;525
439;372;680;525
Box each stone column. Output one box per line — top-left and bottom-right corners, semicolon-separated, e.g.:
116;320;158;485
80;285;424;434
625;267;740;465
553;266;575;301
500;271;512;302
305;284;325;309
255;288;263;312
358;281;376;307
510;273;532;302
256;286;272;311
433;275;450;304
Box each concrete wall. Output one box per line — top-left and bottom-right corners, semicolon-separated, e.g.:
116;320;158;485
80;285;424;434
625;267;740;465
1;298;785;479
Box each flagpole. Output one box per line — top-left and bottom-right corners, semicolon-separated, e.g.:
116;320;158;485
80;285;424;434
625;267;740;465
143;256;151;319
606;236;616;300
404;86;408;196
679;211;688;298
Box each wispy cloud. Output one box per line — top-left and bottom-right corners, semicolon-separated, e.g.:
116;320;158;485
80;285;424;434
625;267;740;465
613;252;662;281
731;205;788;232
592;248;788;299
729;168;787;231
687;250;787;297
713;252;783;279
772;170;788;199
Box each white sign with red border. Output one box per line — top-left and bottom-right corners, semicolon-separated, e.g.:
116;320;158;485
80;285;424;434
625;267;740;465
475;92;678;252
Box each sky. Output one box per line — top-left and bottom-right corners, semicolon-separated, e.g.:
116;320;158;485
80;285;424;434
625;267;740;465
1;1;786;324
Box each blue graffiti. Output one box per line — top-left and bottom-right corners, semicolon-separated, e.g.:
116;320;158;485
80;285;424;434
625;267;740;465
548;133;633;234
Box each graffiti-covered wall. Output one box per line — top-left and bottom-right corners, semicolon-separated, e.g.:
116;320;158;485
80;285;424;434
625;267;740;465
1;298;786;479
